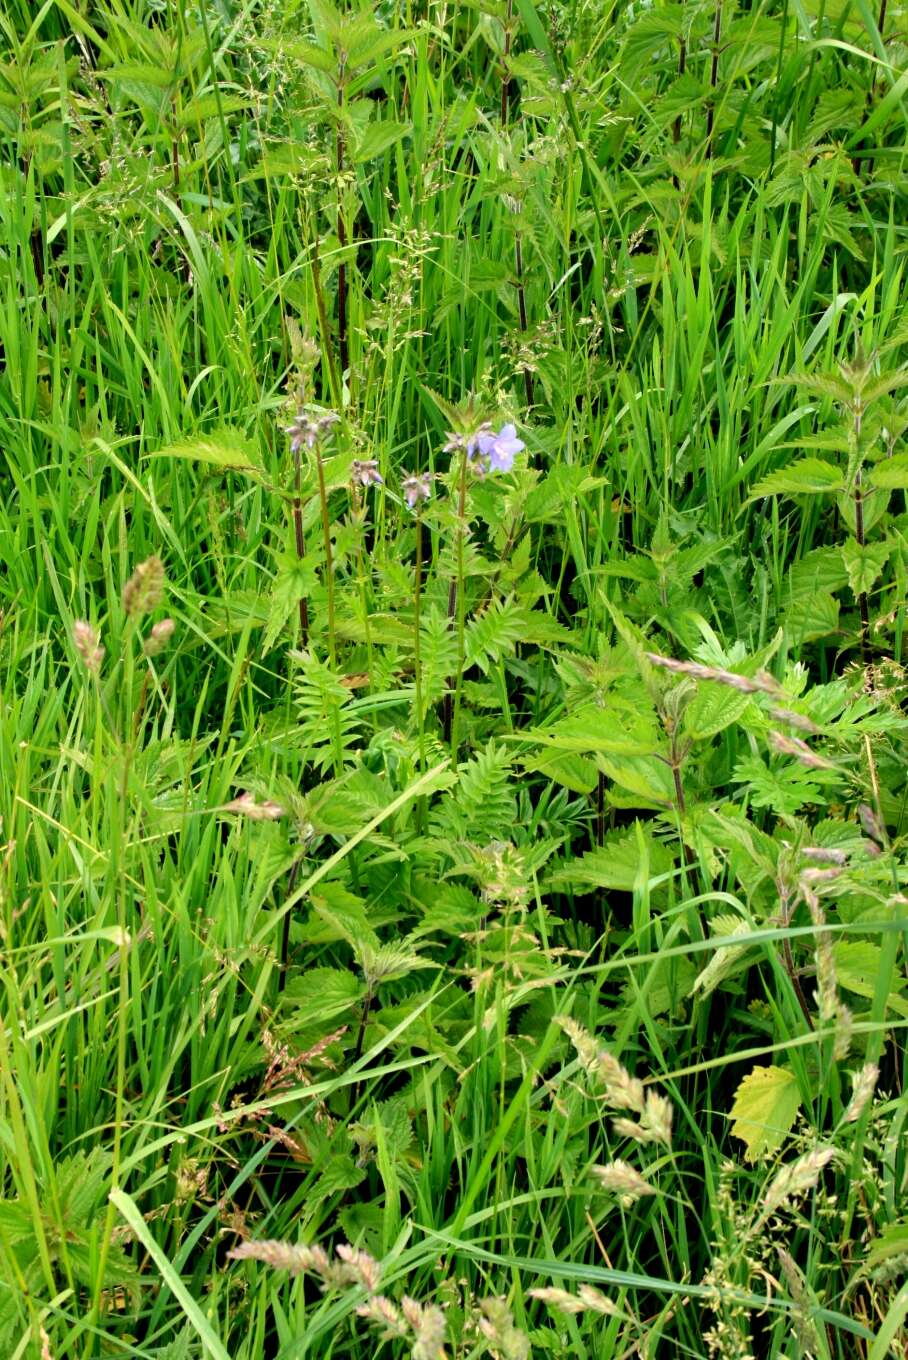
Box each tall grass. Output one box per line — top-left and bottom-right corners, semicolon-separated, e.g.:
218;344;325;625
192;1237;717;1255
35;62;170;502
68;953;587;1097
1;0;907;1356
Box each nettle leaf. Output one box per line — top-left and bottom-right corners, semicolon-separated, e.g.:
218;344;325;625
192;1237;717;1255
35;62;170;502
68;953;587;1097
351;117;410;163
867;452;908;490
547;823;674;893
262;557;319;654
598;752;675;807
305;883;380;951
785;547;850;601
750;458;844;499
282;966;364;1025
149;429;262;473
520;749;599;795
729;1064;802;1162
841;538;890;598
732;755;834;817
783;590;840;645
833;942;908;1017
683;683;751;742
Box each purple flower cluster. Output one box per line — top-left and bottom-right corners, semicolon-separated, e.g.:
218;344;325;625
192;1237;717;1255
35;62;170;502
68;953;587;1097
445;423;525;477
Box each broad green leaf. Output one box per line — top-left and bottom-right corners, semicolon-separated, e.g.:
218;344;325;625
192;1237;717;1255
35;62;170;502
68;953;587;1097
547;824;674;892
783;590;840;645
351;118;410;163
597;753;675;806
149;430;261;473
683;684;751;742
729;1065;801;1162
867;453;908;490
834;942;908;1017
282;966;364;1025
262;558;319;654
750;458;844;499
841;538;890;598
520;749;599;795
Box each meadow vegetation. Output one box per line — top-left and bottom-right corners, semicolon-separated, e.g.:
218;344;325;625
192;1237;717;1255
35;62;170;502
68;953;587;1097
1;0;908;1355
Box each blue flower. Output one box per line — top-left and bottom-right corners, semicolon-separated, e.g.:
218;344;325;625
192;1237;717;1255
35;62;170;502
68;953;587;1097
476;423;524;473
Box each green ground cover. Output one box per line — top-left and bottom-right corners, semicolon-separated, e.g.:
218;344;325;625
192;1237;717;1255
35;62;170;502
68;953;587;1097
1;0;908;1355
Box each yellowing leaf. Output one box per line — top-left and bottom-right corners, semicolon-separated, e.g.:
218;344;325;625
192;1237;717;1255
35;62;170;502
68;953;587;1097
729;1064;801;1162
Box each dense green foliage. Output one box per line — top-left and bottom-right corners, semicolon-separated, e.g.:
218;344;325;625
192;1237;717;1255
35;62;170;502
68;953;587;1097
1;0;908;1355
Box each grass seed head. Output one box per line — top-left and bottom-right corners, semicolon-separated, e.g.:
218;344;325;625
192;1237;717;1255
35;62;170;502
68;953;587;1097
73;619;104;674
763;1147;834;1215
143;617;175;656
122;555;164;618
592;1159;656;1204
844;1063;879;1123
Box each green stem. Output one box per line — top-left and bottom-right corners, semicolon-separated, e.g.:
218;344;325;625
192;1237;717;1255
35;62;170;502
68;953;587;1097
414;509;427;831
444;451;469;757
314;444;336;670
293;450;310;646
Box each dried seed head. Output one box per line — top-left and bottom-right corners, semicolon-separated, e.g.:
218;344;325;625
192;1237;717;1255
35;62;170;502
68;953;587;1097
858;803;885;845
801;846;847;865
528;1286;585;1314
401;1297;446;1360
222;792;286;821
645;653;781;695
73;619;104;674
228;1239;318;1275
591;1159;656;1204
478;1298;529;1360
844;1063;878;1123
577;1285;621;1316
596;1051;646;1114
357;1294;407;1338
763;1147;834;1215
335;1243;381;1292
833;1003;854;1062
122;556;164;618
143;617;175;657
769;730;835;769
643;1090;674;1148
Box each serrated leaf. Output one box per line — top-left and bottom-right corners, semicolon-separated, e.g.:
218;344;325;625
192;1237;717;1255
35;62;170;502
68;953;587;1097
149;430;261;473
729;1065;801;1162
683;684;751;742
833;942;908;1016
520;749;599;794
282;966;364;1025
867;452;908;490
351;118;409;163
750;458;844;498
783;590;840;645
597;752;675;806
841;538;890;598
547;824;674;892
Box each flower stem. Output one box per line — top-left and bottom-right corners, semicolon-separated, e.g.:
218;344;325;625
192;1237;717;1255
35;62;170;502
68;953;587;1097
443;451;469;756
293;449;310;646
314;444;337;670
414;509;427;831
